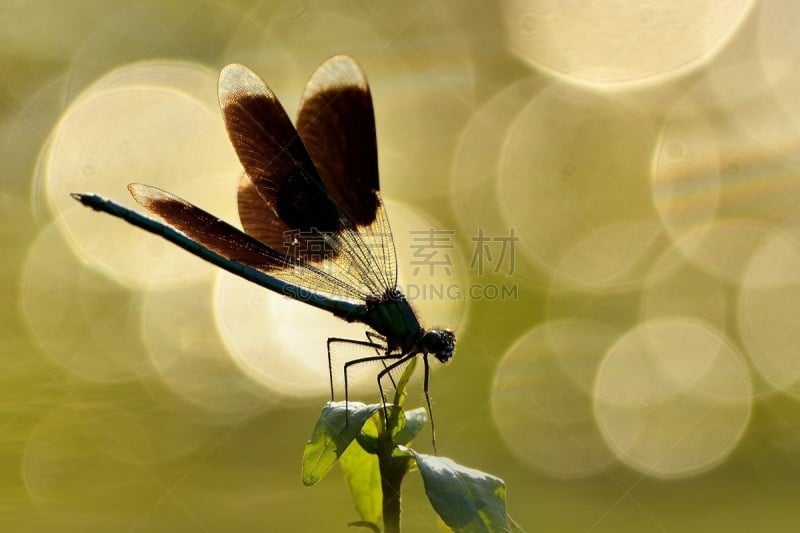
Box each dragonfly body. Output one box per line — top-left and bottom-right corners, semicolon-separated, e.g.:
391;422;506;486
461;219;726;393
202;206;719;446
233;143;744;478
72;190;454;362
72;190;367;322
364;289;421;352
72;55;455;448
362;289;454;362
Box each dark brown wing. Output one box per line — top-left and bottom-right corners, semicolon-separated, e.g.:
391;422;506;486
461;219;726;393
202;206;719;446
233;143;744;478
128;183;368;301
219;63;339;263
296;56;397;289
296;55;379;225
216;62;399;298
129;183;282;270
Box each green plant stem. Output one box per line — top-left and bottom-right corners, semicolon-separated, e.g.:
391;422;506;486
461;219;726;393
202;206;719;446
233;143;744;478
377;361;415;532
378;439;405;533
378;405;407;533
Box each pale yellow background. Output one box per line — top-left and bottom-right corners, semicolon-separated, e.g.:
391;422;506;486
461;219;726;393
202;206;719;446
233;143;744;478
3;0;799;531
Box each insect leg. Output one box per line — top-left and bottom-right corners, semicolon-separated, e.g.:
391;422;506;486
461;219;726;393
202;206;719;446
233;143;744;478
327;337;386;399
422;353;437;454
365;331;398;390
343;351;408;428
327;337;386;424
365;331;387;344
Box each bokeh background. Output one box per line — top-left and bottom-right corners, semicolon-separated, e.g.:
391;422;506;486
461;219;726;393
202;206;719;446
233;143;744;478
4;0;800;530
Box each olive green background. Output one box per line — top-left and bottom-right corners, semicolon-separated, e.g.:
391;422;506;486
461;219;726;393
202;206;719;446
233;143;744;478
3;1;800;531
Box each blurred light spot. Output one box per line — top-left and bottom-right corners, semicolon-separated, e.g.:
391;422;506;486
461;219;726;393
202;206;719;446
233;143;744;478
43;60;241;289
547;284;641;330
672;219;774;284
1;74;70;197
710;64;800;151
594;319;751;479
640;245;728;330
221;5;346;109
653;73;800;283
61;3;248;102
759;0;800;63
501;0;755;88
700;60;780;115
738;226;800;396
214;199;466;400
740;226;800;288
391;200;468;333
0;191;36;279
23;403;154;516
214;270;367;400
664;63;800;233
376;67;474;202
651;95;722;249
491;320;619;478
758;0;800;131
498;84;660;282
140;279;275;417
450;78;540;248
552;221;664;291
21;215;154;382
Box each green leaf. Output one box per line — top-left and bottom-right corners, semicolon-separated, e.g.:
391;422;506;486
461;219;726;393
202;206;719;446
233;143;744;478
411;452;510;533
437;515;453;532
392;355;418;408
393;407;427;445
302;402;383;486
392;445;414;458
340;438;382;526
347;521;381;532
354;411;381;454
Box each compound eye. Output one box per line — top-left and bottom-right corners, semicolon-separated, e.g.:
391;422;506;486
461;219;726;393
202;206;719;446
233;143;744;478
424;330;443;351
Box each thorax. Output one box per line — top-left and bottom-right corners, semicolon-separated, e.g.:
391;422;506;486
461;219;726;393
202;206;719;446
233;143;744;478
363;288;423;352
